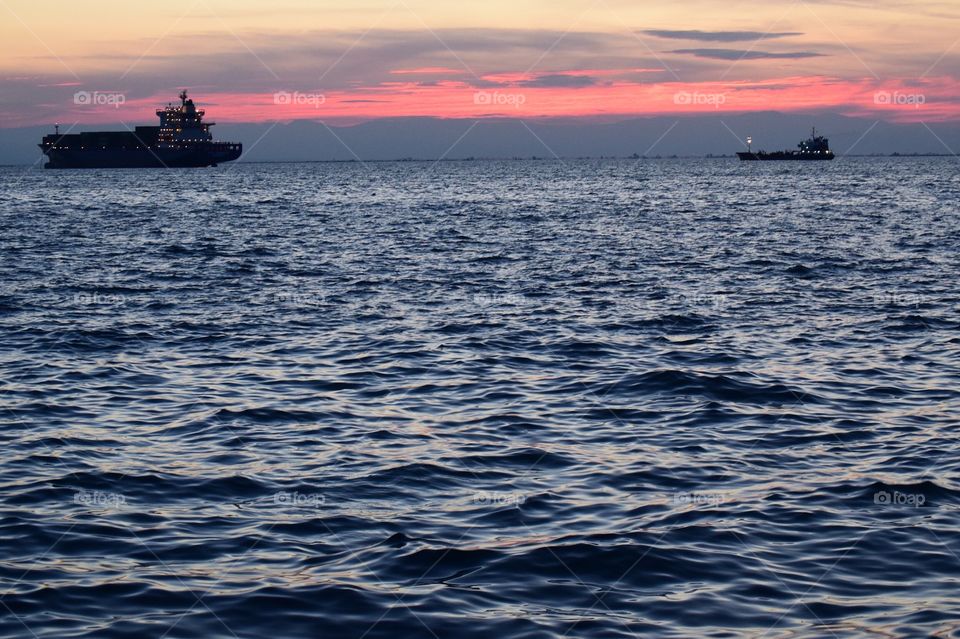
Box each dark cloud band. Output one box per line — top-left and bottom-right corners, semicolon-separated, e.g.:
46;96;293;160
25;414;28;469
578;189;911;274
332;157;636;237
644;29;803;42
670;48;824;60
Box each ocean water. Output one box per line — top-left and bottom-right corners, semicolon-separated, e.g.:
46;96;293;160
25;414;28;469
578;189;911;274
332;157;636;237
1;158;959;638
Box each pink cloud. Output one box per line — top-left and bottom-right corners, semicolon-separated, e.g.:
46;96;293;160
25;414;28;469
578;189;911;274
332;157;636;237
15;75;960;128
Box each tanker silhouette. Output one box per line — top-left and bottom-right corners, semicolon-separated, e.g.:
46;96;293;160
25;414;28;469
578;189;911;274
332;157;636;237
738;129;835;161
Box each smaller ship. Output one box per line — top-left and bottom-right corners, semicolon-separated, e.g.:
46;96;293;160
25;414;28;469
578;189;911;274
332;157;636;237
737;129;835;161
39;91;242;169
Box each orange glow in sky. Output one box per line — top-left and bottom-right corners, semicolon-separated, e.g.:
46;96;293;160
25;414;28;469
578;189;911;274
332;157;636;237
0;0;957;126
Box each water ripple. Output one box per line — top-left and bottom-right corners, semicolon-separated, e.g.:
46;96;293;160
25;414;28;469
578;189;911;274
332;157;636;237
1;158;959;637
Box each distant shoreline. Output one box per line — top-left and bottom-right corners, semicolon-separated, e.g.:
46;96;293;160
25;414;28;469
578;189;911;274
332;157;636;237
2;152;956;168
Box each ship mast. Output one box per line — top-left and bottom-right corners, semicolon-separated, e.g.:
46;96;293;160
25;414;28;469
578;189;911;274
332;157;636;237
180;90;188;107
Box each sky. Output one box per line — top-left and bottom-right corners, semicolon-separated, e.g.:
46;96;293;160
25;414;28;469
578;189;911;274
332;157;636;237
1;0;958;129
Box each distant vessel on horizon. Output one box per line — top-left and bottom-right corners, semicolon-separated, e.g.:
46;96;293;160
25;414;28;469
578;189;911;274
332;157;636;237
39;91;242;169
737;129;835;161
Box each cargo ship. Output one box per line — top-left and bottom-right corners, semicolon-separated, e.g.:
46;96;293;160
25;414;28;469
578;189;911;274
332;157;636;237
737;129;835;161
39;91;242;169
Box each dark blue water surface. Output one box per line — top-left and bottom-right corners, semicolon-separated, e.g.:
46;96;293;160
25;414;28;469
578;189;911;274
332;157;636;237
1;158;959;638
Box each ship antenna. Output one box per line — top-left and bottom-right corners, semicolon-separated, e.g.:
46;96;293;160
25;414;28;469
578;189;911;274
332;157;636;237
180;90;188;106
55;123;59;135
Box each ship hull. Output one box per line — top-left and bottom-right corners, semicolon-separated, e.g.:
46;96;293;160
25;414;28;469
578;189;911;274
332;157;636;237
41;145;242;169
737;152;834;161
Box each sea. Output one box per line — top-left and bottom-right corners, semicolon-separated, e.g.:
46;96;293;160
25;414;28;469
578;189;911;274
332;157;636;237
1;157;959;638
